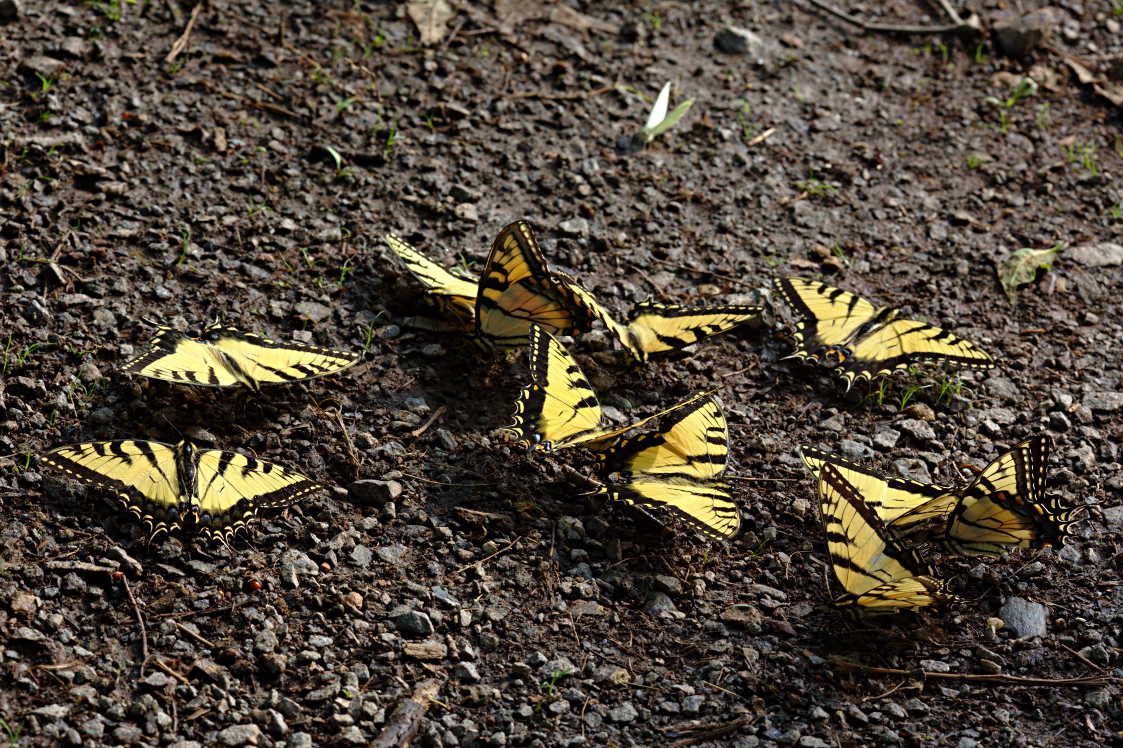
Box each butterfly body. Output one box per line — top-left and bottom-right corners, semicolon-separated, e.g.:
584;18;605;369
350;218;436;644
41;439;322;542
122;323;359;392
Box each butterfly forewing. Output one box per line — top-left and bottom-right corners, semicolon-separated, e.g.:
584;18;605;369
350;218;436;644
385;234;478;323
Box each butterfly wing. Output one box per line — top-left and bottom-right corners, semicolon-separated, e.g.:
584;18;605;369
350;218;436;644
193;448;323;542
41;440;188;537
385;233;478;325
505;324;606;450
844;317;994;385
799;446;957;526
475;221;596;349
817;463;953;612
202;326;359;389
624;302;762;361
943;435;1077;556
593;394;741;539
773;277;880;351
121;326;246;388
552;274;641;359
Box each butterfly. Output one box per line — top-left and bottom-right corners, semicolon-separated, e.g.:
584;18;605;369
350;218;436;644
589;393;741;539
41;439;322;542
474;221;597;350
504;324;712;452
816;462;957;613
773;277;994;390
121;322;359;392
385;233;478;329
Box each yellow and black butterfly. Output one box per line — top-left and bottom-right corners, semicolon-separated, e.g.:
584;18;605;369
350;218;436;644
773;277;994;390
799;446;958;530
941;435;1080;556
562;279;761;362
385;233;478;329
475;221;597;350
589;394;741;539
816;462;957;613
121;322;359;392
41;439;322;542
505;324;711;452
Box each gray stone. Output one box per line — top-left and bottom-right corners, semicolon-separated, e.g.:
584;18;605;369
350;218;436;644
994;8;1053;60
376;543;408;564
1085;392;1123;413
607;701;639;723
454;661;481;682
892;458;932;483
653;574;682;594
872;427;900;450
218;724;262;746
393;609;434;637
80;718;104;738
288;733;314;748
984;374;1020;403
558;217;589;237
350;544;373;567
896;419;936;441
644;591;680;618
294;300;331;322
1066;242;1123;267
999;596;1047;638
349;479;402;505
838;439;871;460
32;703;69;718
714;26;764;55
1102;505;1123;529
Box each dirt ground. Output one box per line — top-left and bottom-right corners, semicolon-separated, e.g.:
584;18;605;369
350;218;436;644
2;0;1122;745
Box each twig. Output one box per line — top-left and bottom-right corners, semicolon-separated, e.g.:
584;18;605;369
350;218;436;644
1056;642;1108;674
803;0;967;34
372;679;444;748
409;405;447;439
333;408;362;477
399;471;492;488
830;658;1114;687
173;621;216;649
745;127;776;147
665;717;754;747
121;576;150;674
165;0;204;64
152;657;191;686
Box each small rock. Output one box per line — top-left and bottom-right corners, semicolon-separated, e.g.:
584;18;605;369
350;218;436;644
607;702;639;723
350;544;373;567
872;427;900;450
1066;242;1123;267
903;402;935;421
653;575;682;594
714;26;763;55
1102;505;1123;529
558;217;589;237
392;609;434;637
593;665;630;685
403;640;447;660
0;0;21;23
999;596;1048;639
644;591;680;618
892;458;932;483
454;203;478;222
453;661;481;682
349;479;402;505
10;591;38;615
341;591;363;610
376;544;408;564
838;439;871;460
993;8;1053;60
217;724;262;746
294;301;331;322
19;55;64;81
1084;392;1123;413
32;704;70;718
896;419;936;441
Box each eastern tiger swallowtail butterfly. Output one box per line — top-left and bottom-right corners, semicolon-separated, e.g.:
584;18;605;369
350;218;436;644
475;221;598;350
940;435;1080;556
41;439;321;542
816;462;957;613
384;233;478;329
560;278;761;362
121;322;359;392
774;277;994;390
504;324;712;452
799;446;958;530
589;394;740;539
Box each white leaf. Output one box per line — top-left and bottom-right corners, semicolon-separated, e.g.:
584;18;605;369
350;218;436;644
644;81;672;132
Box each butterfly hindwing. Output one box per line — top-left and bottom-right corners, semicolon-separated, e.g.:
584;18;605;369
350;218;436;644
623;301;762;361
41;439;322;542
592;394;741;539
385;233;478;327
816;462;954;613
475;221;596;350
774;277;993;388
121;323;359;391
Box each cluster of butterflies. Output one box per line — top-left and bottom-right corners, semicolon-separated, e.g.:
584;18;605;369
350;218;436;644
38;216;1079;618
801;435;1083;614
41;324;362;542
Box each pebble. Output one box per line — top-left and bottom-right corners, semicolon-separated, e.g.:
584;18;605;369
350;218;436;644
607;702;639;723
349;479;403;505
558;217;589;237
999;596;1047;638
838;439;871;460
714;26;764;55
0;0;20;23
1085;392;1123;413
896;419;936;441
217;724;261;746
993;8;1053;60
454;661;481;682
892;458;932;483
376;544;409;564
288;733;314;748
350;544;373;567
872;427;900;449
392;609;434;637
1066;242;1123;267
644;591;681;618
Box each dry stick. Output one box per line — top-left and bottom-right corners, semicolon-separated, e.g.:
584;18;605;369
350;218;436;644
452;536;522;576
333;408;362;476
745;127;776;147
830;659;1113;687
173;621;216;649
152;657;191;686
409;405;448;439
121;575;150;675
165;0;205;64
666;716;754;747
372;679;444;748
803;0;965;34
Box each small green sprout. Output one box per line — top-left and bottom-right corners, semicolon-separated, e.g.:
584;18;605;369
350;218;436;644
898;382;928;411
335;97;355;117
965;154;986;169
177;225;191;267
795;177;836;198
324;145;353;179
538;668;573;698
642;81;694;145
984;76;1037;134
